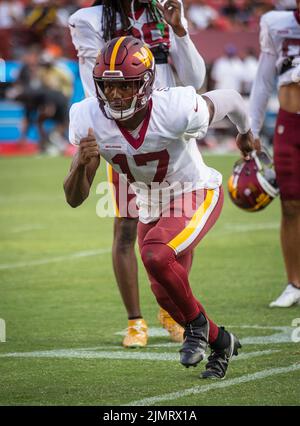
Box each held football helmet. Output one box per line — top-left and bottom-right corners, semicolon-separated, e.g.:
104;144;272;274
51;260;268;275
228;150;279;212
93;36;155;120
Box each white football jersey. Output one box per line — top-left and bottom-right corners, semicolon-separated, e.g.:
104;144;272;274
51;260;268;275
260;10;300;87
69;3;204;97
69;87;222;223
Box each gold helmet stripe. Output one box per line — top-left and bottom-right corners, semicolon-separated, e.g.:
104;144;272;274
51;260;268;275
110;36;127;71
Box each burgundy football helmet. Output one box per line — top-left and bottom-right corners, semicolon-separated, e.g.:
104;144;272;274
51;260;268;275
93;36;155;120
228;150;279;212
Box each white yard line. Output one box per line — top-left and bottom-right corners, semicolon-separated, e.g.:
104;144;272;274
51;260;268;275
125;362;300;406
228;325;288;330
0;249;110;271
0;348;279;363
116;326;294;345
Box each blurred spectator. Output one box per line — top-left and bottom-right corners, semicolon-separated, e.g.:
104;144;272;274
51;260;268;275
210;44;244;91
38;52;73;98
22;0;72;47
240;47;258;96
275;0;297;9
0;0;24;28
237;0;255;26
24;1;58;38
6;47;45;147
6;47;72;153
187;0;219;30
221;0;240;23
37;52;72;152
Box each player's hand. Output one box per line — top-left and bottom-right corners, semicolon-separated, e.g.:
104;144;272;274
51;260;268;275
78;128;100;165
253;137;262;153
236;130;259;160
156;0;186;36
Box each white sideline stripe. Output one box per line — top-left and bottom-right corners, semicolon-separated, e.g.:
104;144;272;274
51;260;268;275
125;363;300;406
0;349;278;363
0;249;110;271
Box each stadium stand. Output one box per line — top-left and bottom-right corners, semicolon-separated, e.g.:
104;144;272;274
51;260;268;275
0;0;283;155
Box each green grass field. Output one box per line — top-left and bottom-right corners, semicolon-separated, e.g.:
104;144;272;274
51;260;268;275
0;154;300;406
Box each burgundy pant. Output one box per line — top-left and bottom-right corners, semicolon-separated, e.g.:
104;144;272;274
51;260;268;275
138;186;224;344
274;108;300;200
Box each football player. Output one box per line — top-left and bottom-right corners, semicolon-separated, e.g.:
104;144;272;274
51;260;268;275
68;0;207;347
64;36;255;378
249;0;300;307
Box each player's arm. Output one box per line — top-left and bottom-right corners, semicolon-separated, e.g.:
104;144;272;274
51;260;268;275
69;11;105;97
248;52;277;139
63;128;100;208
159;0;206;90
202;89;257;158
249;13;277;140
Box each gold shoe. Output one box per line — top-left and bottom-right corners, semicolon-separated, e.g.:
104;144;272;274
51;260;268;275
158;308;184;343
122;318;148;348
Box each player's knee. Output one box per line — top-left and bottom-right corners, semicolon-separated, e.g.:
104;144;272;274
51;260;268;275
281;200;300;219
141;243;174;276
141;244;161;274
114;218;137;251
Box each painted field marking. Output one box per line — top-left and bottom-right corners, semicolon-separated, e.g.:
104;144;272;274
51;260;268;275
11;224;45;233
229;325;293;345
0;319;5;343
0;194;65;204
125;362;300;406
116;325;294;345
222;222;279;233
0;348;279;363
0;249;110;271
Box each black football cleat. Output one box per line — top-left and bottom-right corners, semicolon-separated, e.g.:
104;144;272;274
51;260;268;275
201;332;242;379
179;314;209;368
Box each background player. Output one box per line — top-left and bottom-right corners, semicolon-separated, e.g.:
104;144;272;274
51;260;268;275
64;36;256;378
68;0;207;347
249;0;300;308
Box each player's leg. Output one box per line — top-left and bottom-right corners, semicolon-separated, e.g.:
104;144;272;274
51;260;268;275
270;199;300;307
280;200;300;284
156;252;193;343
108;164;147;347
139;187;241;376
18;108;31;146
48;95;69;152
113;217;149;347
112;216;141;318
270;109;300;307
37;111;49;153
37;102;56;153
140;188;223;325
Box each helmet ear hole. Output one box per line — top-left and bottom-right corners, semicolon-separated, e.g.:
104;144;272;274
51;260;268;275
228;150;279;212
